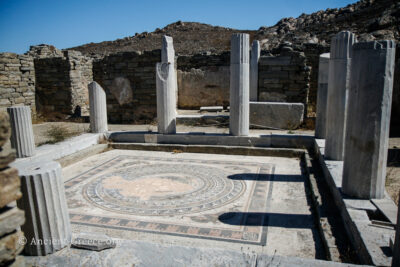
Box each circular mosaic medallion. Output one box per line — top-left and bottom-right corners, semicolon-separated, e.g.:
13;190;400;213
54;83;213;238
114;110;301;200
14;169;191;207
84;163;246;216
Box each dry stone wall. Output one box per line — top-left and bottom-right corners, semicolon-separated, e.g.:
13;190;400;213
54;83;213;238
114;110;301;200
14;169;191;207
0;111;25;266
177;52;230;109
0;53;35;116
258;49;310;113
34;49;92;116
93;50;160;123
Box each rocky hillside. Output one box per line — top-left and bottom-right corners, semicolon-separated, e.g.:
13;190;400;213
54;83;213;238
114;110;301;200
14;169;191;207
256;0;400;50
69;0;399;56
69;22;255;56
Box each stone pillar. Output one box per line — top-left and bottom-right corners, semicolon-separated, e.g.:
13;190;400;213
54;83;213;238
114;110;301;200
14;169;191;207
16;160;71;256
393;193;400;267
315;53;330;139
325;31;356;160
89;81;108;133
157;36;177;134
230;33;250;136
342;40;396;199
7;106;35;158
250;40;260;101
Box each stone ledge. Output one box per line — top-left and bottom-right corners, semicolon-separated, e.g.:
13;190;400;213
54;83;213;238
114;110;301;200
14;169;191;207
315;138;395;266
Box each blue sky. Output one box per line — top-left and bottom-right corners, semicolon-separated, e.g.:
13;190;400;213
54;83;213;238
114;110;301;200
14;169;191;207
0;0;358;54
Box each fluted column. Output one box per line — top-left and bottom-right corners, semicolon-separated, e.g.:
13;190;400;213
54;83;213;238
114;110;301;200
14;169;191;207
325;31;356;160
342;41;396;199
315;53;330;139
89;81;108;133
230;33;250;136
250;40;260;101
16;161;71;255
157;35;177;134
7;106;35;158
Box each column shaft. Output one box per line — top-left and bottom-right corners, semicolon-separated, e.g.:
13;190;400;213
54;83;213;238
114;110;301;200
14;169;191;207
230;33;250;136
342;40;396;199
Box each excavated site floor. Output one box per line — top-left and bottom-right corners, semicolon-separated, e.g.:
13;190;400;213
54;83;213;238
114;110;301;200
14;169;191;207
60;149;324;259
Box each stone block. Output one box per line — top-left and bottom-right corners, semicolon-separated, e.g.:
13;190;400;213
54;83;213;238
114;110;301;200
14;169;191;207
250;102;304;129
0;207;25;237
0;111;11;148
0;230;24;264
0;167;21;208
0;142;16;169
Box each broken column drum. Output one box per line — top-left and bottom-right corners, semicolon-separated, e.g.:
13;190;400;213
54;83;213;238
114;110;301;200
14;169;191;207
342;41;396;199
89;81;108;133
250;40;260;101
230;33;250;136
16;161;72;256
157;35;177;134
325;31;356;160
7;106;35;158
315;53;330;139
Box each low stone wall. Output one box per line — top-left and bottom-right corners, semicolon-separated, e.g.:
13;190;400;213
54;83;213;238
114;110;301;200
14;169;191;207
177;52;230;109
34;49;92;116
0;53;35;116
0;111;25;266
93;50;160;123
258;50;310;113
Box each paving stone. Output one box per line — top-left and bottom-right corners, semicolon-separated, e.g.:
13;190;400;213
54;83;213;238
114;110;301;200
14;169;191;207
71;232;116;251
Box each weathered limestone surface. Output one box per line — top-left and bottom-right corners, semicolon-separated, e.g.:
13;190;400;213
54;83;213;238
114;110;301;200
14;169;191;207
342;40;396;199
17;160;71;255
250;102;304;129
315;53;330;139
0;168;21;208
250;40;260;101
0;110;25;266
156;36;177;134
7;106;35;158
0;53;36;116
156;63;177;134
325;31;355;160
230;33;250;136
89;81;108;133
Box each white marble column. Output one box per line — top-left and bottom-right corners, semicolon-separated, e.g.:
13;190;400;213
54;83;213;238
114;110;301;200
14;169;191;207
156;62;177;134
342;40;396;199
250;40;260;101
16;161;71;255
7;106;35;158
325;31;356;160
230;33;250;136
156;35;177;134
315;53;330;139
89;81;108;133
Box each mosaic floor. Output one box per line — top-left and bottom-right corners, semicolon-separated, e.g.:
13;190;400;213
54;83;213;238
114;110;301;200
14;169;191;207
63;149;322;258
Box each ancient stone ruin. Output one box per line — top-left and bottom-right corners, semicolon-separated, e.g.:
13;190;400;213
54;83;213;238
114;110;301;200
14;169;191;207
1;0;400;266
